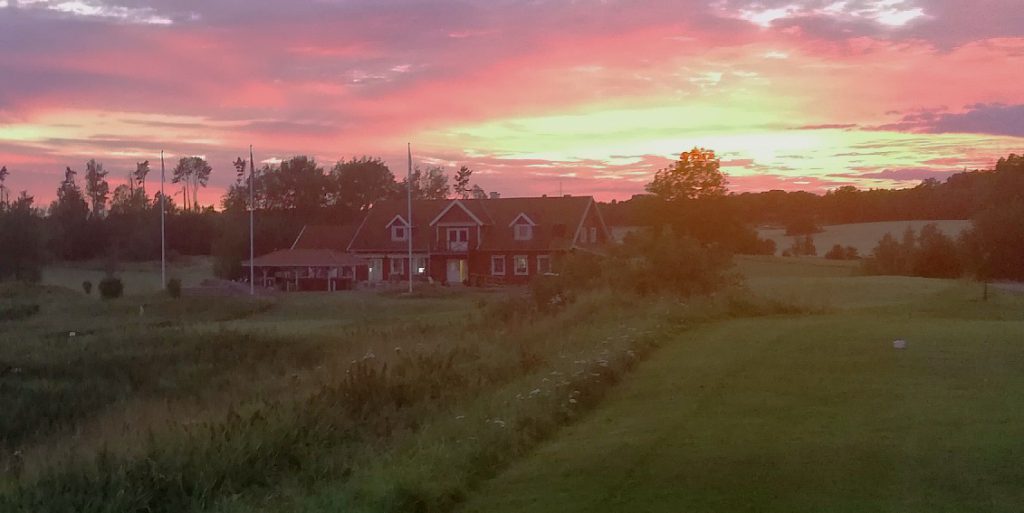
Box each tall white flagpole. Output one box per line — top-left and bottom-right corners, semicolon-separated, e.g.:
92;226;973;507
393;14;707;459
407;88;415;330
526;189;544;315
160;151;166;289
249;145;256;296
407;143;413;294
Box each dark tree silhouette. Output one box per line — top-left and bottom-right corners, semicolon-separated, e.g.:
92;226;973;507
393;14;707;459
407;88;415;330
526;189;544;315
84;159;110;217
454;165;473;199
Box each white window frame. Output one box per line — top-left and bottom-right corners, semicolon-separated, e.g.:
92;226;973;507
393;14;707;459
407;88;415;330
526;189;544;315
514;255;529;276
514;223;533;241
491;255;506;276
391;224;408;241
537;255;552;275
389;257;404;275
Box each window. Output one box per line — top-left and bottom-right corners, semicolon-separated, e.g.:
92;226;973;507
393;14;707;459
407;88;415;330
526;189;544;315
589;226;597;243
514;255;529;276
491;255;506;275
514;223;533;241
537;255;552;275
391;225;408;241
447;227;469;251
389;257;404;276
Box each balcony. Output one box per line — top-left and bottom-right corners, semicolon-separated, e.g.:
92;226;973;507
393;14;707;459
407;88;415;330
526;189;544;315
446;240;469;252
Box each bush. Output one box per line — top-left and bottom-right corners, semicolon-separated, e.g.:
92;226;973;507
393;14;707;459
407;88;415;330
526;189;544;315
607;228;735;297
788;235;817;256
98;276;123;300
0;303;40;322
166;278;182;299
82;280;92;295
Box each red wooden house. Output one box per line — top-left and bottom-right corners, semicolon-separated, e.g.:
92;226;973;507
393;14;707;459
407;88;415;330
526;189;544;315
346;195;611;285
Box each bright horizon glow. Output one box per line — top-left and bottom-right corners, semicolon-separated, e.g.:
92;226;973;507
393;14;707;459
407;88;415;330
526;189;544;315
0;0;1022;205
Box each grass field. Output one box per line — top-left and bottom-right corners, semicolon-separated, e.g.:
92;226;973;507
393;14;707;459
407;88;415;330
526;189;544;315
758;219;971;256
1;262;705;512
459;256;1024;512
41;256;214;294
4;255;1022;512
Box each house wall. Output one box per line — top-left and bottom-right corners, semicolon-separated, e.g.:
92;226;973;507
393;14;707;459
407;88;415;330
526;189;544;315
468;250;558;284
575;204;608;247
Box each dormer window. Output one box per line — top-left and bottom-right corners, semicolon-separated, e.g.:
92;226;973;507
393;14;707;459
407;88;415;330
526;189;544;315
388;214;410;241
509;213;536;241
514;224;533;241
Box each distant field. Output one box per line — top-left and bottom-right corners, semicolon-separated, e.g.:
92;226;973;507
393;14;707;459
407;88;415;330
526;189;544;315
460;257;1024;513
758;219;971;256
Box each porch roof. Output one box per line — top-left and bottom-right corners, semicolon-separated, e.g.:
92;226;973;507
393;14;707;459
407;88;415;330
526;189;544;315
243;249;368;268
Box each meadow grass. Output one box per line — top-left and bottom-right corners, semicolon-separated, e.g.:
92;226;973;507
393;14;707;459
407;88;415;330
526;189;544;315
41;257;214;295
458;262;1024;513
1;260;800;513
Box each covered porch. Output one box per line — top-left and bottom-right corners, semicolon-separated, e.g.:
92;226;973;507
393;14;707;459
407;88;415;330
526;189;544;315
243;249;369;292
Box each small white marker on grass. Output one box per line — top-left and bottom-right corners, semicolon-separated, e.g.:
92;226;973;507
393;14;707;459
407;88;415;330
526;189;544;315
893;339;907;349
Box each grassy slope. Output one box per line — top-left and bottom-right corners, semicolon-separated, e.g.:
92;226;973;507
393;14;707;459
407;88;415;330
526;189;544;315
758;219;971;256
460;257;1024;513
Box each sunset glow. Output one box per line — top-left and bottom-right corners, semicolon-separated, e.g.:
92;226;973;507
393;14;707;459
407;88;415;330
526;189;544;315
1;0;1022;204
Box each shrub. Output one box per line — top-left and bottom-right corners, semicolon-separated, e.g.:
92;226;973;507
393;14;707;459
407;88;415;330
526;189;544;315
607;228;735;297
82;280;92;295
166;278;182;299
98;276;123;300
827;245;860;260
864;224;962;278
788;235;817;256
0;303;40;322
824;244;844;260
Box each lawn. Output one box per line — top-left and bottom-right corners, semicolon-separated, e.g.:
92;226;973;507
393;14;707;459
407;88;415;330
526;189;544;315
460;261;1024;512
758;219;971;256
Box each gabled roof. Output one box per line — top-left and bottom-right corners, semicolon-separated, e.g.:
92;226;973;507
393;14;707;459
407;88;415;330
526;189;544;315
429;199;484;226
386;214;409;227
291;224;360;252
508;212;537;227
347;196;608;252
243;249;367;268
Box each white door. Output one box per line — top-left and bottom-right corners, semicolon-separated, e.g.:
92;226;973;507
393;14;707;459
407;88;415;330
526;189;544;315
369;258;383;282
446;259;466;284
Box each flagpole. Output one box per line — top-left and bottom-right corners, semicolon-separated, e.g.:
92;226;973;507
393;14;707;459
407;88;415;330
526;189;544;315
160;151;166;289
249;145;255;296
407;143;413;294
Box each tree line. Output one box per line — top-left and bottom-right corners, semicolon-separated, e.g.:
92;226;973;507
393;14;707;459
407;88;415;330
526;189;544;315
2;149;1022;286
0;154;486;282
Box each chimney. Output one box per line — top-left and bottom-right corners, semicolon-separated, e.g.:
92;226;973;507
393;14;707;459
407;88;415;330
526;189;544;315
489;192;500;199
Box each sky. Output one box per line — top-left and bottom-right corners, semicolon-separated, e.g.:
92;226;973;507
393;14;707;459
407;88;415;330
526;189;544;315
1;0;1023;206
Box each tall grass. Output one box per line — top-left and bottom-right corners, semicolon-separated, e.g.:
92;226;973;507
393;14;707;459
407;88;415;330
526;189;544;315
1;283;810;513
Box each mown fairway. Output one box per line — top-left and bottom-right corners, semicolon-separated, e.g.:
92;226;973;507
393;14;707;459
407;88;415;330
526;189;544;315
461;257;1024;512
